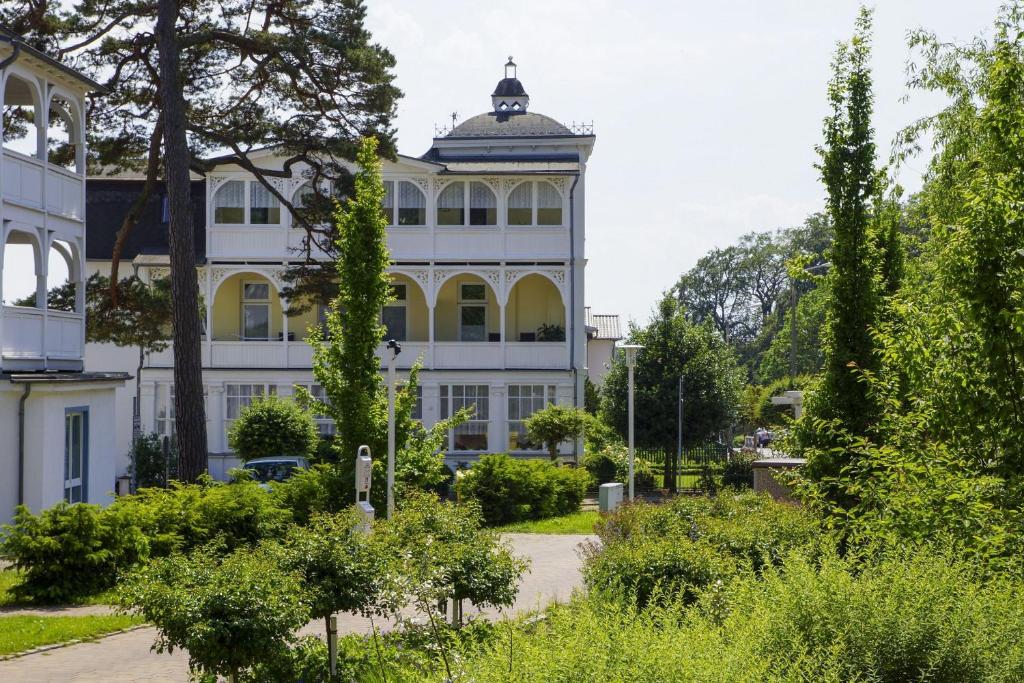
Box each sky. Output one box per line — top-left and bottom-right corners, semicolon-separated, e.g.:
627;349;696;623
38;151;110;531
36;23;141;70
364;0;1004;327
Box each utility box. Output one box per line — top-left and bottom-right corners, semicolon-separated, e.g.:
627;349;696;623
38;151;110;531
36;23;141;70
356;500;375;534
599;482;623;513
355;450;372;495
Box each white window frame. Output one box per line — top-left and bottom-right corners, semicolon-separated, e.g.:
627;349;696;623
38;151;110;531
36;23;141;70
64;408;88;503
212;179;247;225
507;385;557;451
225;383;277;434
506;180;564;227
458;282;488;342
249;181;281;226
241;280;272;341
295;383;334;436
155;383;175;436
440;384;489;451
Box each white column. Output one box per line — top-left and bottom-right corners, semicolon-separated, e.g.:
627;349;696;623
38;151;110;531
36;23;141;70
206;383;225;453
427;277;436;370
499;298;507;370
281;294;290;368
490;382;506;455
205;268;213;360
139;381;158;435
421;383;441;431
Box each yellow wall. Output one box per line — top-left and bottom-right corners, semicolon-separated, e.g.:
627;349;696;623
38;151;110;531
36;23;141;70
434;275;500;341
391;274;429;341
289;304;319;341
212;273;283;340
506;274;565;339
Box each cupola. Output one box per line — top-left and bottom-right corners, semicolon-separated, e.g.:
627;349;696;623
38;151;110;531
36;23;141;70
491;57;529;114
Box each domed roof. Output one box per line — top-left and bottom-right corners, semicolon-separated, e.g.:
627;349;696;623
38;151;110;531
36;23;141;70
492;77;526;98
446;111;572;138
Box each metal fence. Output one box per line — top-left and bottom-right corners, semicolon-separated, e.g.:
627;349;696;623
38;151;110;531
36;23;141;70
636;443;731;493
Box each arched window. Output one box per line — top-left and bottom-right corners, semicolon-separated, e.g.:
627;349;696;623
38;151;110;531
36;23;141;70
398;181;426;225
437;182;464;225
250;182;280;224
469;182;497;226
213;180;245;224
47;98;78;172
507;183;532;225
537;182;563;225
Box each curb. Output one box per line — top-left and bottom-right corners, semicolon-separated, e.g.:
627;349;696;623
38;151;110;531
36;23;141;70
0;623;151;661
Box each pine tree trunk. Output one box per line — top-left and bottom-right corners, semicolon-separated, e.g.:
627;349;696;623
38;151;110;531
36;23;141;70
156;0;208;482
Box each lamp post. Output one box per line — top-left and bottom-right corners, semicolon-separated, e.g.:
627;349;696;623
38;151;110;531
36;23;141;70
385;339;401;519
618;343;644;501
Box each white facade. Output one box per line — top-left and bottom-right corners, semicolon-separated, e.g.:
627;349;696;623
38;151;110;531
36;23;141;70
0;32;126;522
85;63;596;470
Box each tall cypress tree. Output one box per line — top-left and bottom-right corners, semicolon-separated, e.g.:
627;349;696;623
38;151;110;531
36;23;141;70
803;7;883;482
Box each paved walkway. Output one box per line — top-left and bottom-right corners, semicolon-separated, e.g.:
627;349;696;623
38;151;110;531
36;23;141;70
0;533;595;682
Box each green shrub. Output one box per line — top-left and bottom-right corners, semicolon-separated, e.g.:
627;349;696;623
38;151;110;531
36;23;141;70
1;503;149;603
130;433;176;488
455;454;591;526
722;453;756;489
525;405;588;460
228;394;319;461
584;492;819;606
270;463;348;524
582;444;656;489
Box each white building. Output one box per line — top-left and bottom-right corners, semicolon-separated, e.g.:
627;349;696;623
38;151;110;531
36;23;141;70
0;30;127;523
585;307;622;387
86;59;597;472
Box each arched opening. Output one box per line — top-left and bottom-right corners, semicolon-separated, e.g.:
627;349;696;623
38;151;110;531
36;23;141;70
537;181;563;225
211;272;284;341
434;274;500;342
3;75;41;158
46;96;79;172
505;274;565;342
2;229;42;307
383;273;428;342
507;182;532;225
437;182;464;226
212;180;245;224
469;182;496;226
46;239;77;312
382;180;426;226
506;181;563;226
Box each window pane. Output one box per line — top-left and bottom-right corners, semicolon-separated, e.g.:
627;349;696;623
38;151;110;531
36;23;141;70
437;182;464;225
461;306;485;341
382;181;395;225
70;414;81;479
460;284;486;301
243;283;269;300
213;180;245;224
390;284;407;301
507;183;532;225
398;181;425;225
382;305;407;341
250;182;281;224
537;182;562;225
469;182;496;226
244;304;270;339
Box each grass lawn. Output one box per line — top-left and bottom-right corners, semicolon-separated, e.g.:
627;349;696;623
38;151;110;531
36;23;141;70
498;510;601;534
0;569;116;609
0;614;142;656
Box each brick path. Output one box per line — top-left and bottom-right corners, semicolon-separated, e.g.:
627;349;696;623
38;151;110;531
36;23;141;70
0;533;595;682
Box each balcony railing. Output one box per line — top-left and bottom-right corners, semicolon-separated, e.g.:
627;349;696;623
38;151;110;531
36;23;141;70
2;150;83;220
145;339;570;371
1;306;84;370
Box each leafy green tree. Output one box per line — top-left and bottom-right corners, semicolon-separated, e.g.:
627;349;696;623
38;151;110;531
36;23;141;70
584;377;601;414
119;544;310;682
12;280;76;311
228;395;319;461
603;294;743;492
525;404;589;461
758;283;829;383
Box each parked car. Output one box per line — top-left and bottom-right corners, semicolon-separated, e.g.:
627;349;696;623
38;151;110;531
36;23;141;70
241;456;311;487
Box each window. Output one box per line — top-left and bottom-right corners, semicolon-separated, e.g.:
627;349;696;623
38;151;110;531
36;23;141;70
441;384;489;451
507;183;532;225
226;384;276;432
382;283;407;341
242;281;271;340
437;182;464;225
469;182;497;225
537;181;563;225
64;408;88;503
507;385;556;451
381;180;427;226
506;181;563;225
295;383;335;436
213;180;245;224
399;383;423;421
156;383;175;436
459;283;487;342
250;182;281;224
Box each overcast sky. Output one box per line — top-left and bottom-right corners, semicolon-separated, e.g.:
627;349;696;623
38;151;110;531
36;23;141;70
365;0;1003;327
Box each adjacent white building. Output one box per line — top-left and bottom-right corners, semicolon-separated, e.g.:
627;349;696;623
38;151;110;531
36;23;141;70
86;59;597;472
585;307;622;387
0;30;127;522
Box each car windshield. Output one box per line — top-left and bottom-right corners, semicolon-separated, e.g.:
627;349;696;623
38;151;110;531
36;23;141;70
243;461;298;483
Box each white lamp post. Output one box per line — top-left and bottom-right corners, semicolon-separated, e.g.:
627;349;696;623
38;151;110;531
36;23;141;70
385;339;401;519
618;343;644;501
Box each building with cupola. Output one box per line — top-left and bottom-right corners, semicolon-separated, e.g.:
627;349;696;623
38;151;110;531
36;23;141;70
84;59;597;473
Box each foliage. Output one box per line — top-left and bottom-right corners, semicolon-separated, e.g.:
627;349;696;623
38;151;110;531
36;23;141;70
757;283;828;383
497;510;601;534
581;443;656;490
378;492;527;619
525;404;589;460
228;395;320;461
602;294;743;491
582;492;819;607
536;323;565;342
454;547;1024;682
1;503;149;603
738;374;817;432
118;544;310;682
0;614;143;656
583;377;601;414
129;433;176;489
84;274;174;352
12;279;76;311
455;455;591;526
721;453;757;489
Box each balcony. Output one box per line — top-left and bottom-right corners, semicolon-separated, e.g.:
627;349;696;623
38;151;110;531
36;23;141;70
1;306;84;371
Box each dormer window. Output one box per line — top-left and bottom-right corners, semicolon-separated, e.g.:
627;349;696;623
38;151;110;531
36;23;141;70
382;180;426;226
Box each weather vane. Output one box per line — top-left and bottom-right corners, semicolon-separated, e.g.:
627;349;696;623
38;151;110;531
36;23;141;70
450;111;458;126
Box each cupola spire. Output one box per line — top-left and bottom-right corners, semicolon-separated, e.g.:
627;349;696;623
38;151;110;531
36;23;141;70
491;56;529;115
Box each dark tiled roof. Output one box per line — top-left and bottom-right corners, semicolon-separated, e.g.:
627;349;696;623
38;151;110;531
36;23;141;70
445;111;573;138
85;179;206;262
492;77;527;97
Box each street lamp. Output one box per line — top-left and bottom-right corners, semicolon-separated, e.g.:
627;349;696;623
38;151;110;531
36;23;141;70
618;343;644;501
385;339;401;519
